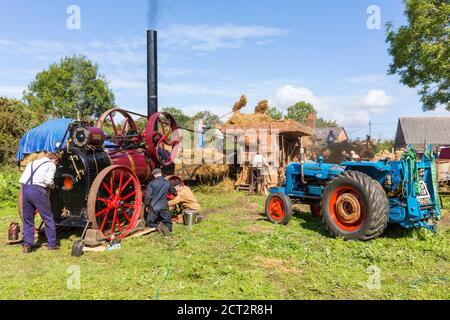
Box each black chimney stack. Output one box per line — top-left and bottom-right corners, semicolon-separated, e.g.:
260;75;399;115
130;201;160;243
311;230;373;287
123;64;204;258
147;30;158;117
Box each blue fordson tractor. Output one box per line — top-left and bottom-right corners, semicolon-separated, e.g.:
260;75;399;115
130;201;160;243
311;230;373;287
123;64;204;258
265;144;441;241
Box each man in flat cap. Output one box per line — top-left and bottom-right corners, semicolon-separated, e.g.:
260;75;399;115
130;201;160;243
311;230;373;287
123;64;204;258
144;168;177;236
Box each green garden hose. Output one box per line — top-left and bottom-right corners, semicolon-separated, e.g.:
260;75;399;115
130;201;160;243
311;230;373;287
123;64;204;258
402;147;420;196
424;149;441;220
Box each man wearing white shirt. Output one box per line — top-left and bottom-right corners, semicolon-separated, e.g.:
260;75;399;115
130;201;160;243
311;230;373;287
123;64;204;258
19;153;59;253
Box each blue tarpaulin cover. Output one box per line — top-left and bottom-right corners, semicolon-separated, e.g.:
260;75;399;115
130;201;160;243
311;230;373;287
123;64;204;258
16;118;73;162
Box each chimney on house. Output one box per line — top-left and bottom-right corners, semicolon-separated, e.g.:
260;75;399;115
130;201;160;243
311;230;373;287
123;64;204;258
306;113;316;130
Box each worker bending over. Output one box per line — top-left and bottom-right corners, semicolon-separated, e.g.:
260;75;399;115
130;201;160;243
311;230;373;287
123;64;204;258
169;180;202;224
19;153;59;253
144;168;177;236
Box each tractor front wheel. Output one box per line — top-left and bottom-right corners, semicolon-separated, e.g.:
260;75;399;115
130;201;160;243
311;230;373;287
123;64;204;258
265;193;293;225
321;171;389;241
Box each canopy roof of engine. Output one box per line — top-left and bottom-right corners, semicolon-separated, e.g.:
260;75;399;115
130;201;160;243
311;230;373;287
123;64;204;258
16;118;73;162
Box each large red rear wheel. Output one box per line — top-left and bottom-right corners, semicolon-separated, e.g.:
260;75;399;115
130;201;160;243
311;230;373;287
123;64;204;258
146;112;180;167
87;165;143;240
265;193;293;225
321;171;389;241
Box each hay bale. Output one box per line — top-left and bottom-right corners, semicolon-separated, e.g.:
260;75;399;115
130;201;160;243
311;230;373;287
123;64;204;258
373;149;396;162
233;95;247;113
19;152;49;172
227;112;273;125
254;100;269;114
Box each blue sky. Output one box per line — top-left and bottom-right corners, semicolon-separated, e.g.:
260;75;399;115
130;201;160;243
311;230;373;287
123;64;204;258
0;0;447;139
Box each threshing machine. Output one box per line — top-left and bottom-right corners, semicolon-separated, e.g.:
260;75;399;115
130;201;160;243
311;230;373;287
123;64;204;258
266;144;441;240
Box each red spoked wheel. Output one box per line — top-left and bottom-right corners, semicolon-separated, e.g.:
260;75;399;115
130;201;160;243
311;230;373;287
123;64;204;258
265;193;293;225
87;165;143;240
97;109;140;146
328;186;365;232
146;112;180;166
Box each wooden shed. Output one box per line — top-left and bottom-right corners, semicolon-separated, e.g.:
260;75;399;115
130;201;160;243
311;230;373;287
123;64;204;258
395;117;450;153
221;120;313;192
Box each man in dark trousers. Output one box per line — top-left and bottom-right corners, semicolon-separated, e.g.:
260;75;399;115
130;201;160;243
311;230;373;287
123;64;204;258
144;168;177;236
19;153;59;253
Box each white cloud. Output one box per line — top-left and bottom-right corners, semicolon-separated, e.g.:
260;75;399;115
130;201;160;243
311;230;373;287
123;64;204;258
273;85;319;110
109;78;146;91
160;82;236;98
160;24;288;52
360;89;393;113
0;85;25;98
272;84;374;130
346;74;386;84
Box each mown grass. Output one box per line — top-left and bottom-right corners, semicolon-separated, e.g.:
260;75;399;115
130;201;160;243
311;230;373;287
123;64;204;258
0;190;449;300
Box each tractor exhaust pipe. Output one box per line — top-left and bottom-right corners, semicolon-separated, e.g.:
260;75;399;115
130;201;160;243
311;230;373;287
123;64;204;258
147;30;158;117
300;136;307;185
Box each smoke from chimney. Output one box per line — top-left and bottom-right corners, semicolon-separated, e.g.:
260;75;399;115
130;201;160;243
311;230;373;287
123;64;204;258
147;0;159;29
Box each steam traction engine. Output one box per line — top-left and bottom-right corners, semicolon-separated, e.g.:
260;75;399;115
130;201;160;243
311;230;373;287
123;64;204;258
49;109;179;240
17;30;181;241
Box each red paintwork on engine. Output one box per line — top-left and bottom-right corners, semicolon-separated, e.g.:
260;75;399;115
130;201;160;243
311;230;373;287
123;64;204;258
109;149;152;184
88;127;106;146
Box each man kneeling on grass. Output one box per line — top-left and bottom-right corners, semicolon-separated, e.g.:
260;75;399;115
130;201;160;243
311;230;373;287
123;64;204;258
144;168;177;236
168;180;203;224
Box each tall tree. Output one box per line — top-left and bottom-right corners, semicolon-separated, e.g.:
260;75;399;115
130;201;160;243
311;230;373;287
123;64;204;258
188;111;221;129
267;107;283;120
316;118;338;128
285;101;338;128
286;102;315;125
24;55;116;118
386;0;449;111
161;107;191;128
0;97;40;164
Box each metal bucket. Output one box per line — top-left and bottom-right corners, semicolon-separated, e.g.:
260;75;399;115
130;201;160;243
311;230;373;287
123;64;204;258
8;223;20;241
183;210;198;227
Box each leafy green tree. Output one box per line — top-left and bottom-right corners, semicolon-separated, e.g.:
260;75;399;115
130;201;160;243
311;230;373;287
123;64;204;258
161;107;191;128
24;55;116;118
375;140;395;154
286;102;315;124
316;118;338;128
187;111;221;130
386;0;450;111
0;97;41;164
267;107;284;120
285;101;339;128
134;117;148;134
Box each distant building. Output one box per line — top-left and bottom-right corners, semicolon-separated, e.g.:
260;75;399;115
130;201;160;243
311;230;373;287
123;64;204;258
394;117;450;153
315;127;350;147
306;113;349;148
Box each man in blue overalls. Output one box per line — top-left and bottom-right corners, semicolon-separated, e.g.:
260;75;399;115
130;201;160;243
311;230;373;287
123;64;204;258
19;153;59;253
144;168;177;236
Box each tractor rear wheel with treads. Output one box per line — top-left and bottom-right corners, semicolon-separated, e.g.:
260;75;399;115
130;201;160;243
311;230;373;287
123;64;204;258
321;171;389;241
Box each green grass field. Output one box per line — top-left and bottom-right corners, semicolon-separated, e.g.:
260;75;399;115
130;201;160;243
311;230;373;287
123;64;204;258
0;189;449;300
